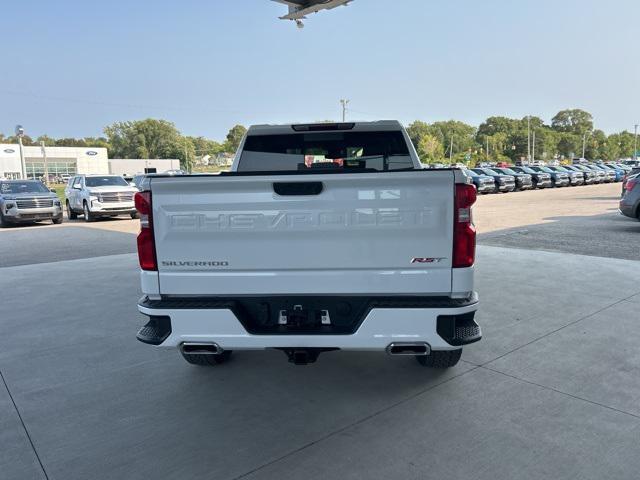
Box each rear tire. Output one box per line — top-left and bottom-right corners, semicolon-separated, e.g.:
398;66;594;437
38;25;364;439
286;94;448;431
67;201;77;219
416;349;462;368
181;350;233;366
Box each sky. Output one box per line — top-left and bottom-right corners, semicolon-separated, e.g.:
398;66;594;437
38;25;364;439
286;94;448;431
1;0;639;141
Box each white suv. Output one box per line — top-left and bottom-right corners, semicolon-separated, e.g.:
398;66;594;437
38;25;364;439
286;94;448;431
65;175;138;221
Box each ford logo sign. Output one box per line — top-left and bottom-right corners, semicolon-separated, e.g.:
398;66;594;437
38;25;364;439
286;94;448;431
86;150;98;156
3;148;15;154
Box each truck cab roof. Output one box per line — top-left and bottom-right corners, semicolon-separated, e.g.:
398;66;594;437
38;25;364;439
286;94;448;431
246;120;404;136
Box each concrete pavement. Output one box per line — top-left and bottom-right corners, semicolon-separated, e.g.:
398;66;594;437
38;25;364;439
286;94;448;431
1;245;638;480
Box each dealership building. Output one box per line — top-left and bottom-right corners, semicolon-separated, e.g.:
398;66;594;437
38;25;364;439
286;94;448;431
0;144;180;180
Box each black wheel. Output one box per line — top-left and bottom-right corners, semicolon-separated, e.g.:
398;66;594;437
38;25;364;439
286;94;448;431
181;350;232;366
83;202;94;222
130;211;139;219
416;349;462;368
52;216;63;225
67;201;77;220
0;212;11;228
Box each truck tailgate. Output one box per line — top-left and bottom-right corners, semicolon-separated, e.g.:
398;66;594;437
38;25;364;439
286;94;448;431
150;170;455;295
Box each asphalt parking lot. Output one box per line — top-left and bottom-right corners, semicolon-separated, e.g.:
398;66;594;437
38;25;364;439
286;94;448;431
1;182;639;480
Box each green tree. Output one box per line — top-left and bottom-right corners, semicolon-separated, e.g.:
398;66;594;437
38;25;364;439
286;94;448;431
104;119;182;159
225;125;247;152
2;135;35;145
406;121;431;149
551;109;593;135
417;134;444;162
607;131;636;159
428;120;477;163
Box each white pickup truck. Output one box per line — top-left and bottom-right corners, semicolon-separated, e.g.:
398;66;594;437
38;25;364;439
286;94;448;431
135;121;480;367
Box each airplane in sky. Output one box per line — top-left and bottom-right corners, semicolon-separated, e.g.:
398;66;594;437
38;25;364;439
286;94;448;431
272;0;354;28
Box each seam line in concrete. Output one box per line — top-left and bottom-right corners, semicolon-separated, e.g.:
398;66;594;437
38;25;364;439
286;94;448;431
482;290;640;367
0;368;50;480
0;252;137;271
477;242;640;264
230;365;480;480
480;365;640;421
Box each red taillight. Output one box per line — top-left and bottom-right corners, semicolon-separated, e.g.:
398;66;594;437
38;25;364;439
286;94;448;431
625;179;637;192
453;183;477;268
134;191;157;271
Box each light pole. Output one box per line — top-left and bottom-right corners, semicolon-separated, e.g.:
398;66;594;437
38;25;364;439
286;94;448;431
340;99;350;122
485;124;493;161
15;125;27;179
449;134;454;163
527;116;531;162
41;141;49;185
634;124;638;163
532;130;536;162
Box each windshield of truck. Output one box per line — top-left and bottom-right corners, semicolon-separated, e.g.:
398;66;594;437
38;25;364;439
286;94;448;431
0;181;49;194
85;176;129;187
497;168;518;175
238;131;414;172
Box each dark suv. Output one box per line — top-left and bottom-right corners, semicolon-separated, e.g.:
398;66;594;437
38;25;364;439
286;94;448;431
472;168;516;193
510;166;552;189
528;166;570;187
490;167;534;191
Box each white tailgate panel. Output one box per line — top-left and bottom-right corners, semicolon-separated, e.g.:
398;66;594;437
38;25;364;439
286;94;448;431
151;171;454;295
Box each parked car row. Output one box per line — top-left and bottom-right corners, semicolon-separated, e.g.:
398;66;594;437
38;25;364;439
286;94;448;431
462;162;632;194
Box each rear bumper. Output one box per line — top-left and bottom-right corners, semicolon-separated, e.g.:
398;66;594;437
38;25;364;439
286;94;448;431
619;199;638;218
137;294;480;352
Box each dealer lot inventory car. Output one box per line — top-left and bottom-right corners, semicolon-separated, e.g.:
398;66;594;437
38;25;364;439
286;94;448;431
463;168;496;193
564;165;598;184
547;166;585;186
0;179;63;227
65;175;138;222
490;167;534;190
472;168;516;192
510;166;553;189
528;166;570;187
588;164;615;182
582;165;607;183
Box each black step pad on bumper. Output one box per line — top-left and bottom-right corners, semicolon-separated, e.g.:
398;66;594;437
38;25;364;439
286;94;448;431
437;312;482;346
136;316;172;345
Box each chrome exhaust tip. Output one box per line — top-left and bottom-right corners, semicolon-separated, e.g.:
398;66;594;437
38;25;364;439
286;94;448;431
386;342;431;356
180;342;223;355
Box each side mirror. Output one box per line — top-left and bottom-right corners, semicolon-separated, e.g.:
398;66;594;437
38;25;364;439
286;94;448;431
129;182;136;187
50;188;56;193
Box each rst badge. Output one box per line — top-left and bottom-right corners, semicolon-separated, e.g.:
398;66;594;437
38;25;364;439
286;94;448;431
411;257;445;264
